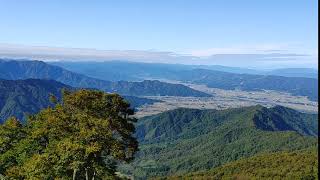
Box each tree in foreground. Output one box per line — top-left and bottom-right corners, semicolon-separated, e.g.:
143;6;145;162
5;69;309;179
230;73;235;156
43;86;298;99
0;89;138;179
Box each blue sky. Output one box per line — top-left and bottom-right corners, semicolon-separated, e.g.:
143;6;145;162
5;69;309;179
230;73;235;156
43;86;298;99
0;0;318;68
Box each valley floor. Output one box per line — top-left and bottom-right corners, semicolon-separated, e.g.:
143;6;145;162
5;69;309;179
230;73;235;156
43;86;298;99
135;81;318;118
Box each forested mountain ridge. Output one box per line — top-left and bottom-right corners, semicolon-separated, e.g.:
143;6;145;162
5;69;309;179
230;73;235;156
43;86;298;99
253;105;318;136
0;59;210;97
0;79;70;123
126;106;318;178
136;105;318;143
0;79;160;123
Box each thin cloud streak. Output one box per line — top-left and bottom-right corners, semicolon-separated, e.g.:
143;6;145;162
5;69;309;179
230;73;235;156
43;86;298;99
0;43;317;69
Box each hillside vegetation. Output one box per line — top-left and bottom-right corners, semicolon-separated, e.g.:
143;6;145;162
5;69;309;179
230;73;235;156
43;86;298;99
123;106;318;178
168;148;318;180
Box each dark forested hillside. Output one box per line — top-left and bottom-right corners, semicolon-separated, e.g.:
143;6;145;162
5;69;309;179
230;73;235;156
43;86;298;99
0;79;163;123
253;105;318;136
171;148;318;179
0;59;210;97
0;79;70;123
125;106;318;178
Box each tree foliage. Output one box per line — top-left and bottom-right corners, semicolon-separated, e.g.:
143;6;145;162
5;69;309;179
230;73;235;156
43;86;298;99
0;89;138;179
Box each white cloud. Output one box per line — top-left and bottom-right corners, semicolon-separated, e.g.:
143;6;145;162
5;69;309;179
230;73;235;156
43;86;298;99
189;43;316;57
0;43;317;69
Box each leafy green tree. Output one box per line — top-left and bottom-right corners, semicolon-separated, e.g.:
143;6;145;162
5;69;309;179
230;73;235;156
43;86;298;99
0;117;26;176
0;89;138;179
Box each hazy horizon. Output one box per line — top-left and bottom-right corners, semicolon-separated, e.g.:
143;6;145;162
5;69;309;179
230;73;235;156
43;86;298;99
0;43;317;69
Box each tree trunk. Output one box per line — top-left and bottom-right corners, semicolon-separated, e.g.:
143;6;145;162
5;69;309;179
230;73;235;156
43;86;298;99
73;169;77;180
92;170;96;180
85;168;89;180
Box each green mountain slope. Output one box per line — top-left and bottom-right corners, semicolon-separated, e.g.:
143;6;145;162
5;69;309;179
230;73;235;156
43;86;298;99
0;79;160;123
0;59;210;97
253;105;318;136
170;148;318;180
125;106;318;178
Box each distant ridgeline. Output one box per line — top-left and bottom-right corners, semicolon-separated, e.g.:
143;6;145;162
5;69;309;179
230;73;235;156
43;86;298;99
0;59;317;100
174;69;318;101
52;61;318;101
0;79;159;123
120;106;318;179
52;61;318;80
0;59;211;97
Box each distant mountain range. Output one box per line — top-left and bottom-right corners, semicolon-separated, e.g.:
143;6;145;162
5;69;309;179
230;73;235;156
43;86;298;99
51;61;192;81
51;61;318;101
265;68;318;79
1;59;316;100
51;61;318;80
0;59;210;97
174;69;318;101
125;106;318;178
